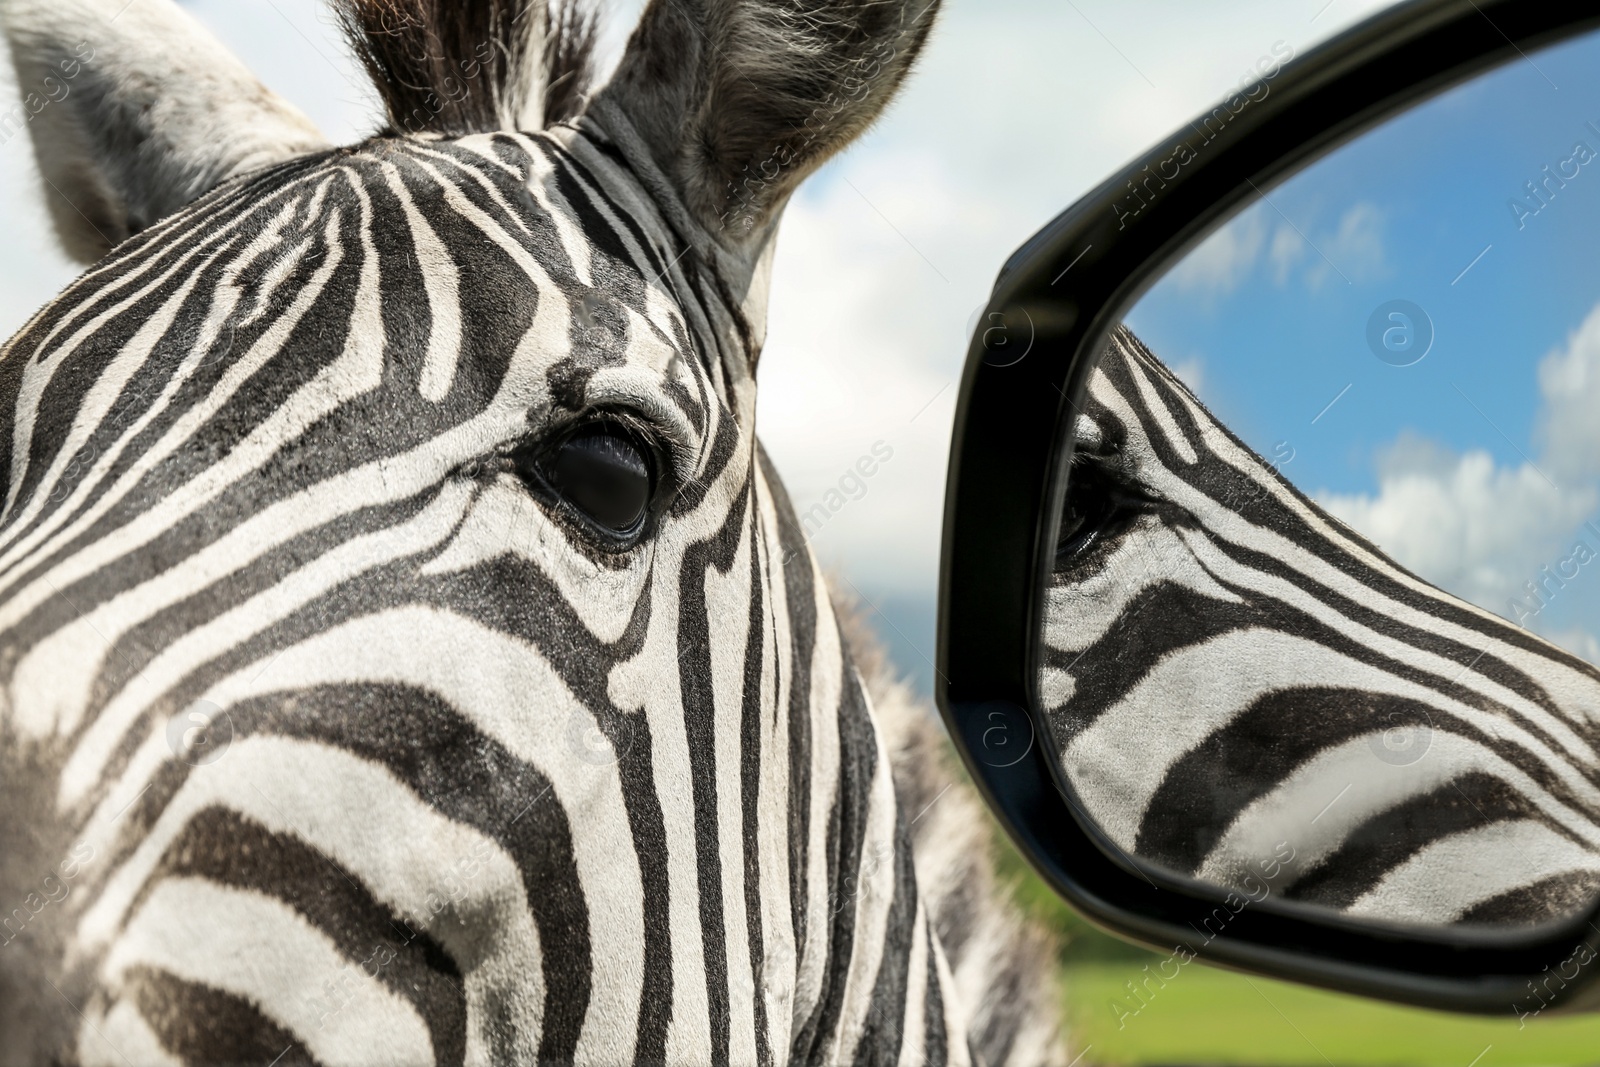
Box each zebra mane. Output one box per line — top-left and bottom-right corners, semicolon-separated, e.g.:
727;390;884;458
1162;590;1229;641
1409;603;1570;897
335;0;599;135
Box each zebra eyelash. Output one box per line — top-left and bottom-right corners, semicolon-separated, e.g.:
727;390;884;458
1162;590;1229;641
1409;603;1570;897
1055;452;1166;571
1066;448;1146;494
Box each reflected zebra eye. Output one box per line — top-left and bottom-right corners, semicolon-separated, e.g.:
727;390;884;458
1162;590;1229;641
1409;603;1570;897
525;421;655;538
1055;460;1140;567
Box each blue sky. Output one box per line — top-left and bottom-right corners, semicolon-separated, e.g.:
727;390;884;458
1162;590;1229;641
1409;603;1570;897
1130;29;1600;492
1126;28;1600;658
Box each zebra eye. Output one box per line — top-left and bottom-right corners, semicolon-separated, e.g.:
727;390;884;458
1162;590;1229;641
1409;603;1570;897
527;421;655;537
1055;460;1135;566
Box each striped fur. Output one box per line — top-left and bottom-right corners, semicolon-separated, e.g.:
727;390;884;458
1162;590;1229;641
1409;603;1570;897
1047;326;1600;926
837;593;1065;1067
0;0;1067;1063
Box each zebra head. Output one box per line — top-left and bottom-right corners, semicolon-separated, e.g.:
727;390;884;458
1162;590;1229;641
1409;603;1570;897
1046;326;1600;927
0;2;1040;1065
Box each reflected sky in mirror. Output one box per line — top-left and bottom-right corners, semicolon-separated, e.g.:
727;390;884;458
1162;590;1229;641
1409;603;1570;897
1126;29;1600;662
1040;27;1600;931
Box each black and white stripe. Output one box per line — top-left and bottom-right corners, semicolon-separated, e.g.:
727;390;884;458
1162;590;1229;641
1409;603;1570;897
1047;326;1600;926
0;125;942;1067
0;0;1068;1059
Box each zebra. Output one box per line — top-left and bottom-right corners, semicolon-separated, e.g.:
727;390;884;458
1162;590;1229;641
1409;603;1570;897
0;0;1067;1063
1046;325;1600;927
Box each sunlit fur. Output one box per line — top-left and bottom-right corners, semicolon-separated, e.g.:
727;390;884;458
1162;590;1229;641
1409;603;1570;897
0;0;1066;1063
1046;327;1600;926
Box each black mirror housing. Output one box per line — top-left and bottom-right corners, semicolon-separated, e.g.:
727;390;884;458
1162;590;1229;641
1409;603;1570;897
938;0;1600;1016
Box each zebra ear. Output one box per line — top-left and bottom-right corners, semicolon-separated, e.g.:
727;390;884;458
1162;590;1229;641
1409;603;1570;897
2;0;328;263
593;0;939;246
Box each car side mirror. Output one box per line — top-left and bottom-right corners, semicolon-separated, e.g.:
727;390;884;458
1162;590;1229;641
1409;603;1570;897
940;0;1600;1016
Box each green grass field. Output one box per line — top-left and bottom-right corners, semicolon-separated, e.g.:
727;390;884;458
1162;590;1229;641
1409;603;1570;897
1064;962;1600;1067
990;822;1600;1066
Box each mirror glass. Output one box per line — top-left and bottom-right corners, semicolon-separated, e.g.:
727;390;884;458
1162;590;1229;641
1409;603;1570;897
1040;27;1600;931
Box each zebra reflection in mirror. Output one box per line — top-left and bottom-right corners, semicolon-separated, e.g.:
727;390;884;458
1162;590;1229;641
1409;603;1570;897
0;0;1066;1063
1046;326;1600;927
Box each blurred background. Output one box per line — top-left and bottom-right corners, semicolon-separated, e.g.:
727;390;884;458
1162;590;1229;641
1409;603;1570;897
9;1;1600;1062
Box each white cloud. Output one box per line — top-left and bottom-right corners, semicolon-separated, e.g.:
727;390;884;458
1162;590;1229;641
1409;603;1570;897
1170;207;1266;296
1168;356;1206;397
182;0;379;143
1315;303;1600;656
1306;201;1388;289
1164;198;1386;297
1536;298;1600;485
1543;627;1600;664
1317;443;1598;615
1269;223;1307;285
